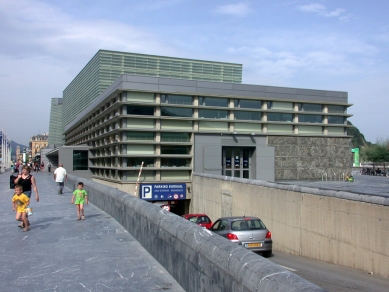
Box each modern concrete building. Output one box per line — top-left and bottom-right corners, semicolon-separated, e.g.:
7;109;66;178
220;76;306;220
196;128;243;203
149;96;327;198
48;50;352;212
62;50;243;138
48;98;63;145
63;74;352;193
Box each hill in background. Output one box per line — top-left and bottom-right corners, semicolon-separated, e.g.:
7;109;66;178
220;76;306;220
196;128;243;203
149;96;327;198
348;121;373;149
11;140;28;157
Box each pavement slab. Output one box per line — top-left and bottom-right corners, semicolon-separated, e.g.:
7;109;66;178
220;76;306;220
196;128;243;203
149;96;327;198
0;171;184;292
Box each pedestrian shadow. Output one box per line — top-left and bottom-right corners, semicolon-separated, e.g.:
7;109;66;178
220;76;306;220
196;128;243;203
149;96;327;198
30;216;65;226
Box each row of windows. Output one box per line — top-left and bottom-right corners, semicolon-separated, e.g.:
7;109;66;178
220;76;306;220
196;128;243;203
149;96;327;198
65;93;348;144
128;106;345;124
160;95;346;113
127;132;190;142
90;169;191;181
90;157;191;168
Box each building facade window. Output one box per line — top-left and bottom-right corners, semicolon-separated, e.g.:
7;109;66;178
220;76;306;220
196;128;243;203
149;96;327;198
299;114;322;123
234;99;262;109
127;157;154;167
268;101;293;110
127;106;154;115
328;116;345;124
161;132;191;142
235;111;262;121
161;145;191;155
161;107;193;117
127;132;154;141
161;94;192;105
199;97;228;107
73;150;88;170
328;105;344;113
161;158;190;167
267;113;293;122
199;109;228;119
298;103;323;112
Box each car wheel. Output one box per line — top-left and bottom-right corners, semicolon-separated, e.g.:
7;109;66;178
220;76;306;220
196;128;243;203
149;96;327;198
262;250;272;258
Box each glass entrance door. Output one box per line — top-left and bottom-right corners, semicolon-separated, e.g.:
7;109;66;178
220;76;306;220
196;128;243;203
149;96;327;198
222;147;252;179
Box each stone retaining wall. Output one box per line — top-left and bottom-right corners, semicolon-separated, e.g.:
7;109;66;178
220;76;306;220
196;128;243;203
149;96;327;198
66;174;324;292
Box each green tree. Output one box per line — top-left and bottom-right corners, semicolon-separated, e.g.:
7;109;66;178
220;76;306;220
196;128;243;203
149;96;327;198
362;140;389;168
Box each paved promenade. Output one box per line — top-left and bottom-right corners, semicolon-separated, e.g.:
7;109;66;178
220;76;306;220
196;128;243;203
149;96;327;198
277;173;389;198
0;171;184;292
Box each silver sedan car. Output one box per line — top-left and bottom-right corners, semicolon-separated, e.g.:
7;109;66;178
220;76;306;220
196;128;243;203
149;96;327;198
210;216;273;257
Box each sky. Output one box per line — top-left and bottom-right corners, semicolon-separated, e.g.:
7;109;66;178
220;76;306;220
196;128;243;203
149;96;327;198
0;0;388;145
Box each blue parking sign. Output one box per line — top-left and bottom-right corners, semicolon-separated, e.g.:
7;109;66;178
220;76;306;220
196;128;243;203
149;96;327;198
140;183;186;201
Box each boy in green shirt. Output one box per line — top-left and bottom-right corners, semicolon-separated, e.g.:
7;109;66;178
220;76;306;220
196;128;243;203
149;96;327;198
71;182;88;220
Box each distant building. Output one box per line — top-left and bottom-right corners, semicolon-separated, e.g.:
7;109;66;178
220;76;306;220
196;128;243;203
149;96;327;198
48;98;63;145
16;146;22;162
30;133;49;158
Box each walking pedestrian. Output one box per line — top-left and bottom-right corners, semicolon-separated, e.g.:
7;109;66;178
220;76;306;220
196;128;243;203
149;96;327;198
13;165;40;201
47;161;52;172
54;163;67;194
12;184;30;232
70;182;88;220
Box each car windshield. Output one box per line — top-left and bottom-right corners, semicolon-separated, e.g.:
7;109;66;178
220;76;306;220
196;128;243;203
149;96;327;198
188;217;198;223
231;219;265;231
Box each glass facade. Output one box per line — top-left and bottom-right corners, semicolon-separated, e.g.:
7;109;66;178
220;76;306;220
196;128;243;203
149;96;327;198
63;50;242;137
328;105;344;113
199;97;228;107
299;114;322;123
161;133;191;142
161;107;192;117
267;113;293;122
328;116;345;124
299;103;322;112
199;109;228;119
161;94;192;105
235;99;262;109
235;111;262;121
48;98;64;145
127;132;154;140
73;150;88;170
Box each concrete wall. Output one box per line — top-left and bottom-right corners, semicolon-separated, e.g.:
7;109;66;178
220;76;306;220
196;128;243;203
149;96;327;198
191;173;389;278
57;146;93;179
65;174;324;292
194;134;275;182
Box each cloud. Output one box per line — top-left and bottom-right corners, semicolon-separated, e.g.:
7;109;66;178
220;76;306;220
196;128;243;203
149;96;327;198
297;3;349;21
0;0;175;61
214;2;251;17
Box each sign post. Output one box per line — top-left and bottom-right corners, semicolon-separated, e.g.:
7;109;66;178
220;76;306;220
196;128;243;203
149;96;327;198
140;183;186;201
133;161;144;197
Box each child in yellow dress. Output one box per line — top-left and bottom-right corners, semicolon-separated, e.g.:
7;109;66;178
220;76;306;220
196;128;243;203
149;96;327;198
71;182;88;220
12;185;30;232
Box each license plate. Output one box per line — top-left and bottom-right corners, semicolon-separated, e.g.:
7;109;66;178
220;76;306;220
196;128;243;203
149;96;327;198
245;242;262;248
